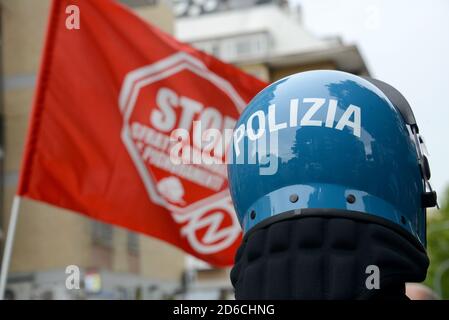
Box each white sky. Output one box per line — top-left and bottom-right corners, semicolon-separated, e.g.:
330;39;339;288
291;0;449;198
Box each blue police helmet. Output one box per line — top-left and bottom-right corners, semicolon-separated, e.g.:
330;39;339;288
227;70;437;246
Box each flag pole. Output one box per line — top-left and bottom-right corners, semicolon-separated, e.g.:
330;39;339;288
0;196;21;300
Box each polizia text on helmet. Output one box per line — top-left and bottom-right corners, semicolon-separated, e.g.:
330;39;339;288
233;98;361;158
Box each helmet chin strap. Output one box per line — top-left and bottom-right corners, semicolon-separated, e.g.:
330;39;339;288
231;211;429;300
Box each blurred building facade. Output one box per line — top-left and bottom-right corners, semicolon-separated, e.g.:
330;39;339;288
175;0;368;82
0;0;368;300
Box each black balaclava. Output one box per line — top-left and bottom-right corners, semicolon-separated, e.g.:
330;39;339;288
231;209;429;300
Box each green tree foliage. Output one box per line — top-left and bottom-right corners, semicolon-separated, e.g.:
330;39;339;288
425;187;449;299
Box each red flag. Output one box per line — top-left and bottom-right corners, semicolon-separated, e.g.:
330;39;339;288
18;0;267;266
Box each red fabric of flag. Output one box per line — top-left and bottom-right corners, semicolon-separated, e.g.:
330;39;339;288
18;0;267;266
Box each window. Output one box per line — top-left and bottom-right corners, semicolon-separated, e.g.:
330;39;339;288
91;221;114;248
127;231;140;254
192;32;270;62
220;32;270;61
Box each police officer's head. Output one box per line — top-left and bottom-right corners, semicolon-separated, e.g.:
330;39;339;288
227;70;435;299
